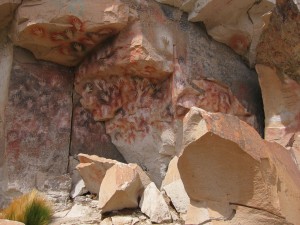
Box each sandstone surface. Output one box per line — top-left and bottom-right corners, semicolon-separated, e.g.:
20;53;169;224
98;163;143;213
76;153;119;194
178;107;300;224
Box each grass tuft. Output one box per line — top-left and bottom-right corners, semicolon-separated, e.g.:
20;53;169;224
0;189;53;225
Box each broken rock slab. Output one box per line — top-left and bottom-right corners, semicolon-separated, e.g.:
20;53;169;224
139;182;172;224
76;153;119;194
12;0;129;66
98;163;143;213
177;107;300;224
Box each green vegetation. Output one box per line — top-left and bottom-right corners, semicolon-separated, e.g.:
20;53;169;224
0;189;53;225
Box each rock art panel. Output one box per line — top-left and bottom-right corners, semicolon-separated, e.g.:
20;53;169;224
12;0;129;66
0;0;21;30
75;0;264;186
177;107;300;224
70;92;125;161
4;47;73;198
156;0;276;65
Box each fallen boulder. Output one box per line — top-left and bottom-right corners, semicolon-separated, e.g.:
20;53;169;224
178;107;300;224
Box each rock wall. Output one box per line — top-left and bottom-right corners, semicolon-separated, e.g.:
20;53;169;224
0;0;299;224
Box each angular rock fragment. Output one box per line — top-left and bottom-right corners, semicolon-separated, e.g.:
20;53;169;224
76;154;119;194
12;0;129;66
161;156;189;214
139;182;172;223
98;163;143;213
178;107;300;224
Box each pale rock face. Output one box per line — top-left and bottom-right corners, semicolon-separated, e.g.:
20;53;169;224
139;182;172;223
156;0;276;65
98;163;143;213
178;107;300;224
161;156;189;214
12;0;129;66
0;0;21;30
76;153;119;194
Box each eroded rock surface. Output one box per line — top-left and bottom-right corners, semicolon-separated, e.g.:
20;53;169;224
12;0;129;66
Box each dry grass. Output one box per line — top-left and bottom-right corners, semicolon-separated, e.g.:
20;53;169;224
0;189;53;225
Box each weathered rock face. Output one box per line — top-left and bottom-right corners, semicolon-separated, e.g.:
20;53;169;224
75;0;264;185
156;0;276;65
70;93;125;161
12;0;130;66
3;47;73;201
178;107;300;224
